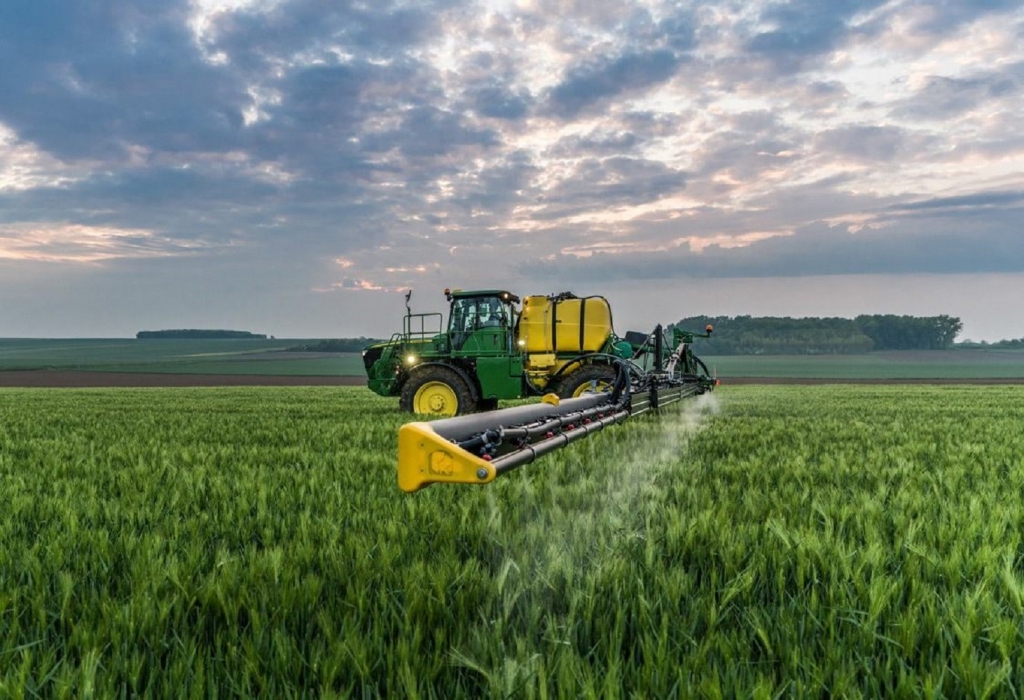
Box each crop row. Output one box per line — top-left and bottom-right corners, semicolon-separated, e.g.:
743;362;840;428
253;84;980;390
1;386;1023;697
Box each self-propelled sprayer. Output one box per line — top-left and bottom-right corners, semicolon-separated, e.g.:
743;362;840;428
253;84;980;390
362;288;717;491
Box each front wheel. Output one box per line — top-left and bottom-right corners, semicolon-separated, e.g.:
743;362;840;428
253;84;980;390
399;366;477;416
556;364;618;399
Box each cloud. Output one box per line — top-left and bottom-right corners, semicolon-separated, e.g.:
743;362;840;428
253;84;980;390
364;106;499;159
469;85;531;120
547;129;641;157
892;190;1024;211
206;0;444;67
0;222;208;263
909;0;1022;34
0;0;247;160
744;0;890;74
519;185;1024;283
895;69;1021;120
2;0;1024;338
658;11;699;52
546;49;682;118
536;156;687;216
814;125;928;162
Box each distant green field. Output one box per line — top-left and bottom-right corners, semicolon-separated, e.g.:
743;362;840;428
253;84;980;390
702;350;1024;380
3;339;1023;380
0;338;366;376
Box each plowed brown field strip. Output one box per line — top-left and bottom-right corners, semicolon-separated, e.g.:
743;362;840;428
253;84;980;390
0;371;366;387
2;371;1024;388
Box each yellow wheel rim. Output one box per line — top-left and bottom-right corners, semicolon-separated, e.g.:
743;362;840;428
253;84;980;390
413;381;459;415
572;379;612;397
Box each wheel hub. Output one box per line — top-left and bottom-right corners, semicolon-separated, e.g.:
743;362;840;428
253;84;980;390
414;381;458;416
573;379;611;397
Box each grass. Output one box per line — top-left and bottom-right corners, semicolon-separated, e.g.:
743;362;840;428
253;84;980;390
703;348;1024;379
0;338;365;375
100;357;366;376
2;385;1024;696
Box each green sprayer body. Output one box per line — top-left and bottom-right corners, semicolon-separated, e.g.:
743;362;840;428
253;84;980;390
363;288;715;417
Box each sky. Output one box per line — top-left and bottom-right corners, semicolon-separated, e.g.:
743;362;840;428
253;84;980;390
1;0;1023;341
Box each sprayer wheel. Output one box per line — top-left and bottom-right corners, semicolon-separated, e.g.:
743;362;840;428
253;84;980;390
399;366;477;416
556;364;618;400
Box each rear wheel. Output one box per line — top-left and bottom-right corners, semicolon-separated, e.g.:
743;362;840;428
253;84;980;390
399;366;477;416
556;364;618;399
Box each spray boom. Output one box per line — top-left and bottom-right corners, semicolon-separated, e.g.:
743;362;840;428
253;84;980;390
397;324;715;491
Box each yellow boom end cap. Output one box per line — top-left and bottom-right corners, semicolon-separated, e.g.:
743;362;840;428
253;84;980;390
397;422;497;492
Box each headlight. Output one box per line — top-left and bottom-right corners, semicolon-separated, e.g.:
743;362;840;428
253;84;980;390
406;354;417;365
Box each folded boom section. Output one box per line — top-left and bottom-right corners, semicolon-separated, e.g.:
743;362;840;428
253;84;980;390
397;361;711;492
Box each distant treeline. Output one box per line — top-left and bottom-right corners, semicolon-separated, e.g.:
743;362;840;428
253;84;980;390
958;338;1024;349
672;314;963;355
287;338;383;353
136;330;268;339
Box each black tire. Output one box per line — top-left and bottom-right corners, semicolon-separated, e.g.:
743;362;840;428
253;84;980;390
399;366;477;416
478;397;499;412
556;364;618;399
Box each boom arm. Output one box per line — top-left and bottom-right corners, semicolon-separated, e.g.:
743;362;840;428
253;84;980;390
398;391;629;492
397;330;714;492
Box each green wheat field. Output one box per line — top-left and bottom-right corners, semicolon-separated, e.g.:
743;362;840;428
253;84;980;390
2;385;1024;697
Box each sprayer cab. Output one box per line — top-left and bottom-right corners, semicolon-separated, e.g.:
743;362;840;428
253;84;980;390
443;289;520;352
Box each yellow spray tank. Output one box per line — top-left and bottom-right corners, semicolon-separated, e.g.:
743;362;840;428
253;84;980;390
518;293;617;390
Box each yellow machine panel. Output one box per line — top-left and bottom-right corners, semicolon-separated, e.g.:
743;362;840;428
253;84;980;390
519;295;613;354
524;358;577;389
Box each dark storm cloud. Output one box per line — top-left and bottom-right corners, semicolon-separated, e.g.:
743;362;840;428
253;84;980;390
547;49;681;118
